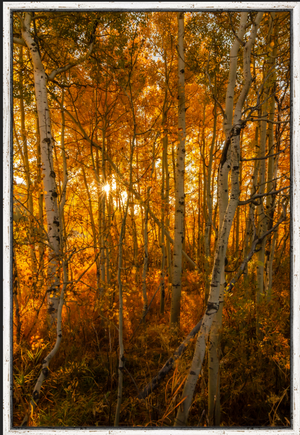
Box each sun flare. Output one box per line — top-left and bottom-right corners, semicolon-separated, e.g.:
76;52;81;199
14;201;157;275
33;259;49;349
103;183;110;194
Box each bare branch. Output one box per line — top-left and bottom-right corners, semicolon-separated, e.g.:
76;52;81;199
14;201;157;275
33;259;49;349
226;198;288;293
241;144;289;162
47;43;95;81
248;116;289;125
13;37;26;46
238;185;289;206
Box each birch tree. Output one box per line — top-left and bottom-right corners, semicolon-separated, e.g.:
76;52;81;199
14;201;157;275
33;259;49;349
207;12;248;425
170;11;186;327
14;12;98;322
175;12;263;426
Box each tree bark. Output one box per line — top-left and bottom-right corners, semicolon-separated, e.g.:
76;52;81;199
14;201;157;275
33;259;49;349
170;12;186;327
208;12;248;426
21;12;61;323
175;12;263;426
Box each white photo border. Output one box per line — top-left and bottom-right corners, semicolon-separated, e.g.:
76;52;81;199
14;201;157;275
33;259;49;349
3;2;300;434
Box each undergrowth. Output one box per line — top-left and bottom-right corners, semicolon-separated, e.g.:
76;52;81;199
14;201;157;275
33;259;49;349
13;266;290;427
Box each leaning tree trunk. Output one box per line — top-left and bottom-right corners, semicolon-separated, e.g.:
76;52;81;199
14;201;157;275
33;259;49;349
175;12;263;426
170;11;186;328
207;12;248;426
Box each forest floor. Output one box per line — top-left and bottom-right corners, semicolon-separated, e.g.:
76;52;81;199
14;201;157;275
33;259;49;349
13;262;290;427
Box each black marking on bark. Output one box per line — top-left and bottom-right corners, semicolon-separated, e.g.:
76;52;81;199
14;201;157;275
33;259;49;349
42;137;51;144
206;302;219;315
190;371;196;375
50;171;56;178
42;367;49;377
58;334;62;338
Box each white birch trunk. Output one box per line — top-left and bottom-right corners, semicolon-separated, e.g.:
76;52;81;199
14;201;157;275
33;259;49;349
208;12;248;425
18;45;37;275
170;11;186;327
142;190;150;319
21;12;61;322
175;12;263;426
256;13;277;305
114;197;129;427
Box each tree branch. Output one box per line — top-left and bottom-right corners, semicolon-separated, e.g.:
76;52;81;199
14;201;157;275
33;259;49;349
137;318;203;399
238;185;289;206
13;37;26;46
47;19;99;82
226;198;288;293
241;145;289;162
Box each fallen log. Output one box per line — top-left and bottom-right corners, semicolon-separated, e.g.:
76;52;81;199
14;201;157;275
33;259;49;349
137;318;203;399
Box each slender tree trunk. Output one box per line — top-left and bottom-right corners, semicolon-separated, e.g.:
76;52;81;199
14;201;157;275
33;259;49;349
208;12;248;426
204;101;217;305
101;127;107;285
160;93;169;314
13;251;22;344
114;196;129;427
256;13;277;306
35;112;45;275
164;132;172;283
115;76;137;423
265;12;278;301
243;127;259;285
58;88;68;254
160;157;166;314
170;12;186;327
19;46;37;277
197;170;202;265
142;190;150;320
